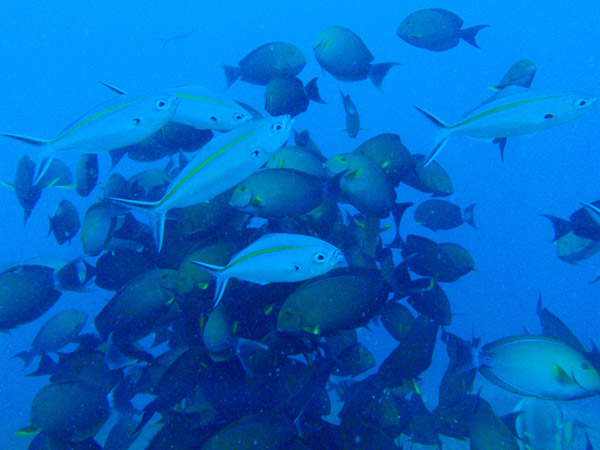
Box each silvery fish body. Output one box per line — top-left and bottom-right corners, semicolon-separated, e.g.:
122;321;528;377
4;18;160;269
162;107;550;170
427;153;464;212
162;84;253;131
193;233;344;306
513;398;569;450
111;116;292;250
416;87;597;166
2;92;179;184
479;335;600;400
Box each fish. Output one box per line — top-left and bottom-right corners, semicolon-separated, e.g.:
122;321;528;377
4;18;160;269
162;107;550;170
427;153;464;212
340;91;360;138
2;92;179;184
109;116;292;250
413;199;477;231
462;334;600;400
353;133;412;186
396;8;488;51
416;87;597;166
193;233;344;306
12;309;88;369
75;153;99;197
157;28;197;49
264;76;325;117
313;25;399;89
223;42;306;87
48;199;80;245
403;154;454;197
513;398;576;450
493;59;537;91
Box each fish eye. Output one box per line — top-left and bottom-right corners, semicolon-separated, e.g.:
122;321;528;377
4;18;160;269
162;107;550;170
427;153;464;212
313;252;326;263
272;123;283;132
235;113;244;120
209;116;218;122
577;99;587;107
154;99;168;110
251;150;260;159
544;113;554;119
132;118;141;125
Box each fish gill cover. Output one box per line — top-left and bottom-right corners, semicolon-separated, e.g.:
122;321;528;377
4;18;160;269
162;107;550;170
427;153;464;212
0;0;598;449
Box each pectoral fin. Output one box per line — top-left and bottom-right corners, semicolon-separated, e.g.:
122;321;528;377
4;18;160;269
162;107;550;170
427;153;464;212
553;363;575;385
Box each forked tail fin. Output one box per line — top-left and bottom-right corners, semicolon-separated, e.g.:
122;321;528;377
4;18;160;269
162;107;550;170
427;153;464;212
108;196;166;251
413;106;452;167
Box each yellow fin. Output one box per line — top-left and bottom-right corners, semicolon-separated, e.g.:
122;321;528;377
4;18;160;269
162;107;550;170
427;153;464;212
0;181;14;190
15;425;39;436
412;378;422;395
264;303;274;316
251;196;263;206
381;160;390;169
553;363;575;385
232;321;239;335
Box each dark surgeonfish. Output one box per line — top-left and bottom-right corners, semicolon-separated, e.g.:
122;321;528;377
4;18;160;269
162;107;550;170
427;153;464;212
340;91;360;138
223;42;306;87
493;59;537;91
12;309;88;369
313;25;399;89
396;8;488;51
403;154;454;197
413;199;476;231
353;133;412;186
48;200;80;245
264;76;325;117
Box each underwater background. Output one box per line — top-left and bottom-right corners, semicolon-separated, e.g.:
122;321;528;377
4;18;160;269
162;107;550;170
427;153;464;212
0;0;598;448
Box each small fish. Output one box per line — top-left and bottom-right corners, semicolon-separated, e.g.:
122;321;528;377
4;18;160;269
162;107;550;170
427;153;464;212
397;8;488;52
340;91;360;138
416;87;597;166
264;76;324;117
2;92;179;184
109;116;292;251
157;28;197;49
493;59;537;91
48;200;80;245
413;199;477;231
193;233;344;306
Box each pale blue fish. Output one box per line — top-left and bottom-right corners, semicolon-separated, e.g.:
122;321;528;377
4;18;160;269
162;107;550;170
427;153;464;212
110;116;293;251
477;335;600;400
415;87;597;166
193;233;344;306
2;92;179;184
101;82;253;131
513;398;578;450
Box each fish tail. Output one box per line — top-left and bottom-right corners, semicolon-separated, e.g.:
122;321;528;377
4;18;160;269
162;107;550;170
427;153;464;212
368;62;401;90
459;24;489;48
1;133;51;147
27;353;58;377
305;77;325;104
235;338;269;378
11;350;36;369
462;203;477;229
540;214;572;242
107;196;166;250
222;64;240;88
413;106;452;167
191;261;228;306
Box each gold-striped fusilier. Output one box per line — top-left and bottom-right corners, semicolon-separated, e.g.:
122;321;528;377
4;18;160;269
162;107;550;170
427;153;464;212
193;233;344;306
2;92;179;184
416;87;597;166
110;116;292;251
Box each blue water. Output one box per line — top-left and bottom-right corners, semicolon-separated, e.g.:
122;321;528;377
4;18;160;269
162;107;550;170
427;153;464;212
0;0;598;448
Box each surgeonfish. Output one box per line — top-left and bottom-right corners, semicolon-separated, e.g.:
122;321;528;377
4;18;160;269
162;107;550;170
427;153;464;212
513;398;576;450
415;87;597;166
313;25;399;89
193;233;344;306
493;59;537;91
222;42;306;87
462;334;600;400
2;92;179;184
396;8;488;52
109;116;292;251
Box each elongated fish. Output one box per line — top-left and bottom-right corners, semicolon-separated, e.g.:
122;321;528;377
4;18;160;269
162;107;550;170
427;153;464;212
110;116;292;251
2;92;179;184
193;233;344;306
415;87;597;166
101;82;253;131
